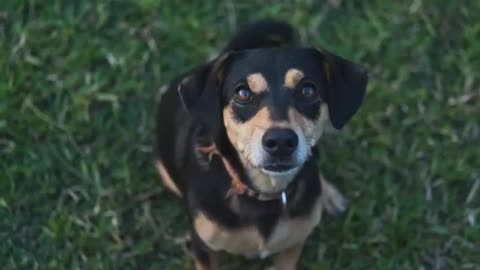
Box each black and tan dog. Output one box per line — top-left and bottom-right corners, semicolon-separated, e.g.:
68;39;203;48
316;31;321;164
154;20;367;270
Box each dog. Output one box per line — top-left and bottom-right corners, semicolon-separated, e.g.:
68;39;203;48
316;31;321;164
154;20;367;270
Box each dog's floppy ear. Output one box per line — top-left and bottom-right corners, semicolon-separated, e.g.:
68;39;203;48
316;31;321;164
177;54;231;135
315;48;368;129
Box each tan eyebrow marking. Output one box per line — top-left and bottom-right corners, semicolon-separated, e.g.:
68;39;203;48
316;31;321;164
284;68;304;89
246;73;268;94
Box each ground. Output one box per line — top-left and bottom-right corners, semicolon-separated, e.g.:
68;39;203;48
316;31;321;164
1;0;479;269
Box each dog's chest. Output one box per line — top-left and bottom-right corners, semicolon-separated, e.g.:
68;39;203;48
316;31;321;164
194;197;322;258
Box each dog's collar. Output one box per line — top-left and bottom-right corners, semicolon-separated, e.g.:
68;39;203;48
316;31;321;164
197;144;293;206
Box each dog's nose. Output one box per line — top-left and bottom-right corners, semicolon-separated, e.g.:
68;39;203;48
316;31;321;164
262;128;298;156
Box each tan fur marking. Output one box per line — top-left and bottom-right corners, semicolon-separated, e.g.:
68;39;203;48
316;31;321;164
247;73;268;94
194;260;209;270
223;106;239;148
155;159;182;197
284;68;304;88
247;106;272;129
223;106;272;152
194;212;263;257
288;103;329;146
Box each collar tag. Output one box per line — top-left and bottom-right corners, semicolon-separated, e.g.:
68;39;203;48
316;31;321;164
281;192;287;207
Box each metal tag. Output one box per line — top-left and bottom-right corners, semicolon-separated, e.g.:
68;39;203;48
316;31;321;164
281;192;287;207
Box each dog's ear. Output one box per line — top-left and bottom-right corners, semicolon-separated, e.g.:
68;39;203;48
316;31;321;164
314;48;368;129
177;54;231;135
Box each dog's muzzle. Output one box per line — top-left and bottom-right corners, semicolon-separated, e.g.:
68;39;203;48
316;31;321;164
261;128;299;172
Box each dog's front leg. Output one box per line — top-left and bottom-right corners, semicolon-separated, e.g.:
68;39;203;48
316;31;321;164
190;230;218;270
273;243;305;270
320;176;348;217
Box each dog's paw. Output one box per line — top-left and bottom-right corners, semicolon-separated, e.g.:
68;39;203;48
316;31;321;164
320;176;349;217
171;233;192;254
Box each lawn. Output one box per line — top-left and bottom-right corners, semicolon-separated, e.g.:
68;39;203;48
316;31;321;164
1;0;479;269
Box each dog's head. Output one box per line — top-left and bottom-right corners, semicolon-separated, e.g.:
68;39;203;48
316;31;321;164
179;48;367;193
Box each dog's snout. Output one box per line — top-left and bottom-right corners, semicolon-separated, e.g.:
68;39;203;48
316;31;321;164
262;128;298;156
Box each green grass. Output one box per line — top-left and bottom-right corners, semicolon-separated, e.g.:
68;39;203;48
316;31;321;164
1;0;479;269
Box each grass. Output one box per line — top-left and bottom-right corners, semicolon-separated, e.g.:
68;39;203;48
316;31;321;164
1;0;479;269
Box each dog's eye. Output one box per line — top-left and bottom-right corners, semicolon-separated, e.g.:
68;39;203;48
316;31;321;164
234;87;253;103
300;84;318;99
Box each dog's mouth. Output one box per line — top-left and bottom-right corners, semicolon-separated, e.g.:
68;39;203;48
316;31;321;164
261;162;299;176
263;163;296;172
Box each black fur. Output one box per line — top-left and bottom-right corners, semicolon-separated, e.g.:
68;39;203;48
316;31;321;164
222;19;295;52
